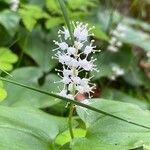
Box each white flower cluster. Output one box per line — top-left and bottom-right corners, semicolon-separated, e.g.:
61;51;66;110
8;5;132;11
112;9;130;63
52;22;100;99
108;23;127;52
110;64;125;80
10;0;19;11
146;51;150;58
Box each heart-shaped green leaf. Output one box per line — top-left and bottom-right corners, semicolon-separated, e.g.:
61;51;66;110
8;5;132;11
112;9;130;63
0;47;18;71
1;67;63;108
0;81;7;101
75;99;150;150
0;106;69;150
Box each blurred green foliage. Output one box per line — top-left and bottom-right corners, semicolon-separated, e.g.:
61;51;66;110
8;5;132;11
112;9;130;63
0;0;150;149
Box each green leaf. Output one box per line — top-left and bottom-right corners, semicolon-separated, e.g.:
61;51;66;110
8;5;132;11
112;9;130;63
46;0;60;14
93;46;132;79
102;88;149;109
0;47;18;71
2;76;150;131
123;58;150;88
92;24;109;41
45;17;63;29
68;0;96;10
0;10;20;36
19;4;48;31
55;128;86;146
124;17;150;32
0;81;7;101
76;99;150;150
71;138;125;150
1;67;63;108
118;25;150;53
0;106;69;149
19;26;57;72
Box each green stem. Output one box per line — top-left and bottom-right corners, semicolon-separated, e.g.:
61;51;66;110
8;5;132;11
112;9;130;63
57;0;76;139
68;74;76;139
1;77;150;130
68;103;74;139
57;0;74;44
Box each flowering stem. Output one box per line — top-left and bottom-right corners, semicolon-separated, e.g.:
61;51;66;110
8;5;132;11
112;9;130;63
57;0;76;139
68;103;74;139
57;0;74;44
68;68;76;139
2;77;150;130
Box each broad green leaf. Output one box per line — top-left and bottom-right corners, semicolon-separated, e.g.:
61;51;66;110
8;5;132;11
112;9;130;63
123;58;150;88
46;0;61;14
76;99;150;150
19;26;57;72
68;0;96;10
118;25;150;53
0;106;69;149
102;88;149;109
45;17;63;29
93;46;132;79
55;128;86;146
1;67;63;108
71;138;125;150
92;24;109;41
124;17;150;32
0;10;20;36
19;4;48;31
0;47;18;71
0;81;7;101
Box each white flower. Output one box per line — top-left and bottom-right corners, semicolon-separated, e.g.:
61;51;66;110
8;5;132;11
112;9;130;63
62;69;73;77
58;89;73;99
71;76;81;85
58;27;70;40
78;58;97;71
58;54;68;64
107;45;118;52
53;21;100;98
107;23;126;53
110;64;125;80
67;47;76;55
69;58;79;68
109;37;117;45
74;41;83;49
59;89;67;97
117;24;127;32
10;0;19;11
80;78;89;86
116;41;122;47
53;41;68;51
146;52;150;58
63;55;72;65
73;22;88;42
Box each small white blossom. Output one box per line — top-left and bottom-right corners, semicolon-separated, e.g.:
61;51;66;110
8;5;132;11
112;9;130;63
110;64;125;80
74;41;83;49
58;89;73;99
10;0;19;11
107;45;118;52
146;52;150;58
52;21;100;99
58;27;70;40
53;41;68;51
107;23;126;53
67;47;76;55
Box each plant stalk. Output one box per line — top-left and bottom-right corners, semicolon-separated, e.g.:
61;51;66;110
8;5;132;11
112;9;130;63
1;77;150;130
68;103;74;139
57;0;75;139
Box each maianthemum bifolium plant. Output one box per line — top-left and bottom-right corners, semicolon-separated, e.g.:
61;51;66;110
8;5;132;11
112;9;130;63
1;0;150;149
52;20;100;138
